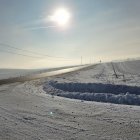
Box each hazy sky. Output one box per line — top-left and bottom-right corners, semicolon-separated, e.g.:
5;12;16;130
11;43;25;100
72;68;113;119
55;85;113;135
0;0;140;68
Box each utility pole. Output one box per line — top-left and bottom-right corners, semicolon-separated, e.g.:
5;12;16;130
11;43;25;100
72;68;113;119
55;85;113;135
90;57;93;64
90;57;91;64
81;56;83;65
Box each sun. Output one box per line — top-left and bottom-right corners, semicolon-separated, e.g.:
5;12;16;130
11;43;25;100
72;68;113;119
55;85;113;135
50;8;71;27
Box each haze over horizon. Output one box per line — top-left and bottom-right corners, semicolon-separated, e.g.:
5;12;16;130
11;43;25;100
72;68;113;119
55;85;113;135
0;0;140;68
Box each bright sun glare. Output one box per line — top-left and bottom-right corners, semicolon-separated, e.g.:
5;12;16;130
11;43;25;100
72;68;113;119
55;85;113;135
50;8;70;27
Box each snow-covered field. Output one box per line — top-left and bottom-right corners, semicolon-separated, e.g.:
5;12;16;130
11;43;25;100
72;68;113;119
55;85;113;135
0;60;140;140
0;69;40;80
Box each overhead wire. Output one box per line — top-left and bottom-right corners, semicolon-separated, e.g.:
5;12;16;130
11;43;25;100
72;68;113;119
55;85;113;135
0;43;74;60
0;49;43;59
0;42;78;62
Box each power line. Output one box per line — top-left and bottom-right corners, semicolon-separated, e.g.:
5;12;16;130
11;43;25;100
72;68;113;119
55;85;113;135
0;49;43;59
0;48;75;61
0;43;74;60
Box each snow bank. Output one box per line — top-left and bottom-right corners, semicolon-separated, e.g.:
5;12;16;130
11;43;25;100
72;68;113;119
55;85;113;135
43;81;140;106
51;82;140;95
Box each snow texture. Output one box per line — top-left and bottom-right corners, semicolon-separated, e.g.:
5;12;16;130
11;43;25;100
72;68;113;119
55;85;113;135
0;60;140;140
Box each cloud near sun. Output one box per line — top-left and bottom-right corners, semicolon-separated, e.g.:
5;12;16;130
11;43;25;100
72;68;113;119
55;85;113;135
25;8;71;30
47;8;71;27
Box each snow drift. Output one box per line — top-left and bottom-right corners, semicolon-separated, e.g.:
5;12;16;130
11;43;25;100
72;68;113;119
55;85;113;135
43;81;140;106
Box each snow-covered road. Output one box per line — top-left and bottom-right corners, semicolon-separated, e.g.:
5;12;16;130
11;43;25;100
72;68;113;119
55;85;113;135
0;61;140;140
0;65;90;85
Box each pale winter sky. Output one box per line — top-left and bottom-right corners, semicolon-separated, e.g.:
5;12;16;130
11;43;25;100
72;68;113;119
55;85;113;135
0;0;140;68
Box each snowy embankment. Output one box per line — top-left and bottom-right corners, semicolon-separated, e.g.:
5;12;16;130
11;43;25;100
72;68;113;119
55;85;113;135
43;60;140;106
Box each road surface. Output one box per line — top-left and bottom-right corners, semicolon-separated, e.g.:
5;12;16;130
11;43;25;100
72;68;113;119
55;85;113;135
0;65;92;85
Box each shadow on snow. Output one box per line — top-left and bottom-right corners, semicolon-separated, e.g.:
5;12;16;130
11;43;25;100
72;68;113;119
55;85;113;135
43;81;140;106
